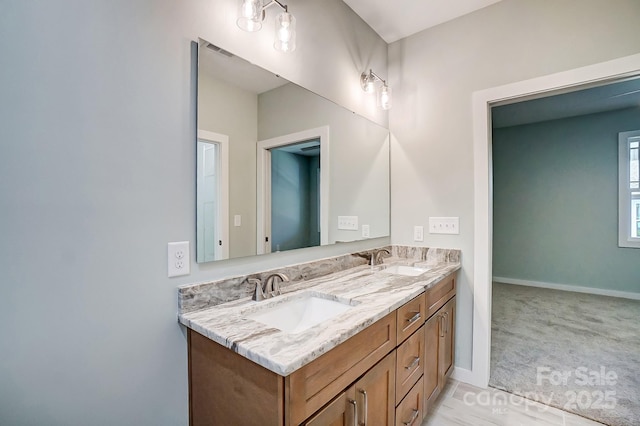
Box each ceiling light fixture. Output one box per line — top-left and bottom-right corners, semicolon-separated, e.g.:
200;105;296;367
237;0;296;53
360;69;392;110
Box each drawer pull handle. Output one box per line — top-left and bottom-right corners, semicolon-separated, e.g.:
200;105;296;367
406;312;421;324
358;389;368;425
402;409;420;426
404;356;420;370
348;399;358;426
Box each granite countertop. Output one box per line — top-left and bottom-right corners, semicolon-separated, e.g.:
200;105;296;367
178;257;460;376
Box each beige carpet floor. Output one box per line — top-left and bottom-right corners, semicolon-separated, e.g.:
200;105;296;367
490;282;640;426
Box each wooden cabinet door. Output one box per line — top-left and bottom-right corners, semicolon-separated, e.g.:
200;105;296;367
304;387;357;426
423;312;441;413
439;298;456;381
355;351;396;426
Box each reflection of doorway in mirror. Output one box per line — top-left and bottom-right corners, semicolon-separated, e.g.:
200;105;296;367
257;126;330;255
270;139;321;252
196;130;229;262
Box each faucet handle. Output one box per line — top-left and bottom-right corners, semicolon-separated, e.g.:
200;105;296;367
248;278;266;301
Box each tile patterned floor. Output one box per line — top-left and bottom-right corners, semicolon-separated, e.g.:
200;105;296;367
422;380;605;426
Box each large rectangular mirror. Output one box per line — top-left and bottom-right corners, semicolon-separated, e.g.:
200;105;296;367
196;39;390;262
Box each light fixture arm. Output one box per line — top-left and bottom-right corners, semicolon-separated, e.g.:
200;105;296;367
264;0;287;13
360;69;388;91
369;69;387;86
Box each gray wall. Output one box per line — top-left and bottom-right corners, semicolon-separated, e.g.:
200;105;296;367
388;0;640;370
198;72;258;258
493;108;640;294
0;1;387;425
259;83;391;242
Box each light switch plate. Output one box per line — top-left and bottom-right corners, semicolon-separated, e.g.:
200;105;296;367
168;241;190;277
413;225;424;242
234;215;241;227
362;224;370;238
428;217;460;234
338;216;358;230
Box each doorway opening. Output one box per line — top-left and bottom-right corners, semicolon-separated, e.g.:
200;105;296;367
270;139;321;252
471;53;640;390
196;130;229;262
488;75;640;425
257;126;330;254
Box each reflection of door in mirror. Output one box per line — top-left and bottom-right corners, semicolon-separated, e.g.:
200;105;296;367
196;130;229;262
270;139;321;253
257;126;330;255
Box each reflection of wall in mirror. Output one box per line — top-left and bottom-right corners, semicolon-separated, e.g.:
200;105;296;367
259;84;390;243
198;70;257;259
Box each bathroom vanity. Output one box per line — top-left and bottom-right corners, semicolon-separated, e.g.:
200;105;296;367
179;249;459;426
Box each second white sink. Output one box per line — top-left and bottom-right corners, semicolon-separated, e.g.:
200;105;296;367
380;265;430;276
247;292;354;333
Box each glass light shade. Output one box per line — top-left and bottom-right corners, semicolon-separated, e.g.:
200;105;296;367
378;85;392;110
237;0;263;32
363;74;375;93
274;12;296;52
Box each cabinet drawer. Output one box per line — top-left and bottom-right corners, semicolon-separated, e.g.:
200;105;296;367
286;312;397;426
396;293;426;344
395;325;424;404
425;274;456;319
395;376;424;426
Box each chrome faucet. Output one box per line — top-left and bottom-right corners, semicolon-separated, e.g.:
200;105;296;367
250;273;289;301
371;248;391;266
265;273;289;298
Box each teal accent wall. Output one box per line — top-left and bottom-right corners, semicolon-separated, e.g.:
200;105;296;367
271;150;320;251
493;107;640;293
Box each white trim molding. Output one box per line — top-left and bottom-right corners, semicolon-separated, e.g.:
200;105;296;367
452;367;475;384
471;53;640;389
494;277;640;301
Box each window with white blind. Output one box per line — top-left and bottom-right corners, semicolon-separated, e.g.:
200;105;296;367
619;130;640;248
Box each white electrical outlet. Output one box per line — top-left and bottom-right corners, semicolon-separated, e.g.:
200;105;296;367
338;216;358;230
413;225;424;242
362;224;370;238
428;217;460;234
168;241;190;277
234;215;241;227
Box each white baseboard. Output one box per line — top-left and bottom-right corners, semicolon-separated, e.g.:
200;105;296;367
493;276;640;301
452;367;483;387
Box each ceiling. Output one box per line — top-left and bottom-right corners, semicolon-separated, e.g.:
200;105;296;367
492;77;640;128
199;41;287;94
343;0;504;43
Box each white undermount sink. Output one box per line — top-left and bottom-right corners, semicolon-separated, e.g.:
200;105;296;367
246;292;354;333
380;265;431;276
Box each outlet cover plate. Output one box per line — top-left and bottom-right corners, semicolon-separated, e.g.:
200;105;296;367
168;241;190;277
413;225;424;241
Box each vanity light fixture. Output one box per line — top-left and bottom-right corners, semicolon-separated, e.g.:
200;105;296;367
237;0;296;53
360;69;392;110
